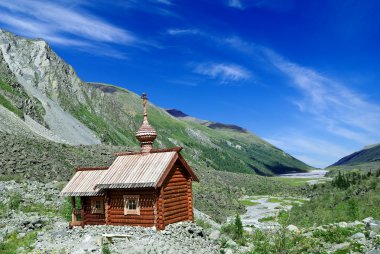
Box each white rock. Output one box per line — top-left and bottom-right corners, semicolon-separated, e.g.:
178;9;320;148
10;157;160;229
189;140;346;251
363;217;374;223
350;232;366;240
209;230;220;240
338;222;348;228
286;224;299;233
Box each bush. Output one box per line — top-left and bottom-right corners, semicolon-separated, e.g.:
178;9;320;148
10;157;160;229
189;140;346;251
102;244;111;254
9;192;22;210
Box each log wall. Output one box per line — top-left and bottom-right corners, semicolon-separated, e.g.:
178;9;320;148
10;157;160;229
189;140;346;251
82;197;106;225
107;189;156;227
161;163;192;228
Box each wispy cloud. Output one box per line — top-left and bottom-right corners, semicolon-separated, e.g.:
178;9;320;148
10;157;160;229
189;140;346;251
193;63;251;83
264;136;353;168
167;29;200;35
227;0;244;9
226;0;294;11
265;49;380;145
0;0;136;57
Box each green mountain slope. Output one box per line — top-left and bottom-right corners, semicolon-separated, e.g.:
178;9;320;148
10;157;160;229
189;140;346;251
65;82;311;175
327;144;380;173
0;29;312;176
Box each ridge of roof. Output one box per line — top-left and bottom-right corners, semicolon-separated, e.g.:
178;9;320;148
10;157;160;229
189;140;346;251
115;146;183;156
76;166;109;172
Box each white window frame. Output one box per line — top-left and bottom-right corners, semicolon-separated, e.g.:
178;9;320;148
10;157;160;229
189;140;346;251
123;195;140;215
91;197;104;214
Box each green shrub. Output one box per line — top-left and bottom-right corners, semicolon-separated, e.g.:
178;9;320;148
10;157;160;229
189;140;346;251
195;218;212;230
0;231;37;254
9;192;22;210
102;244;111;254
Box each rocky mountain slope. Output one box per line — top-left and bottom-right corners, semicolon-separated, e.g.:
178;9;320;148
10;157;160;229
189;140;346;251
327;144;380;173
0;29;312;176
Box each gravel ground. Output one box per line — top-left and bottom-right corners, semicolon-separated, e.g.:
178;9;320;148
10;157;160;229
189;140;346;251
33;221;219;254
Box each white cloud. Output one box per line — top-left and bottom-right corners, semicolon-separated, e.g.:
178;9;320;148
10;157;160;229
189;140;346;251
264;136;353;168
167;29;200;35
0;0;136;57
194;63;251;83
264;49;380;145
226;0;294;11
227;0;244;9
157;0;173;5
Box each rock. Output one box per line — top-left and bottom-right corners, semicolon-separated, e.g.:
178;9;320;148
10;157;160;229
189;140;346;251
331;242;350;252
366;249;380;254
368;221;380;232
286;224;299;233
226;239;237;247
363;217;374;223
224;249;234;254
351;232;366;240
209;230;220;240
369;231;378;239
17;232;26;238
338;222;348;228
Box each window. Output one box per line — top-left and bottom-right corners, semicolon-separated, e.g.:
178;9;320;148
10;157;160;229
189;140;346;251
123;195;140;215
91;197;104;214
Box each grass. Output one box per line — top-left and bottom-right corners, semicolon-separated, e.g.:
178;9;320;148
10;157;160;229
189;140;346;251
195;218;212;230
0;93;23;118
240;200;260;206
0;80;15;94
9;192;23;210
267;197;283;203
273;177;319;187
0;231;38;254
312;225;364;243
258;216;276;222
280;170;380;227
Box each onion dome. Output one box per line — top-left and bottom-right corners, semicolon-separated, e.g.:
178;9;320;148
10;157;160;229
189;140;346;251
135;93;157;153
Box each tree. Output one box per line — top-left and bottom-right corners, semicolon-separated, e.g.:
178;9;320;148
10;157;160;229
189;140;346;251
234;213;243;239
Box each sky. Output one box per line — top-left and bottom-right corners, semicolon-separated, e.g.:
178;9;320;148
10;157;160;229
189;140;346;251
0;0;380;168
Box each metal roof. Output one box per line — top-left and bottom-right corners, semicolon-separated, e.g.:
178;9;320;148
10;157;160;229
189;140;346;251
96;151;177;189
60;147;199;196
60;168;108;197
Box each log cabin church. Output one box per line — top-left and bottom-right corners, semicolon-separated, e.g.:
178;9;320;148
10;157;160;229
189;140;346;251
60;93;199;230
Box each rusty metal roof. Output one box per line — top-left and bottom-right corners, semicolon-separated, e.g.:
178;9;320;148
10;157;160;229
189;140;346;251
60;147;199;196
96;151;177;189
60;168;108;197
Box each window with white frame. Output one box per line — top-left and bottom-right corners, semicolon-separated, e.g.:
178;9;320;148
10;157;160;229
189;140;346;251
123;195;140;215
91;197;104;214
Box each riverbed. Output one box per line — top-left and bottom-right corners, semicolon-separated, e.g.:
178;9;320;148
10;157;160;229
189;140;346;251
239;170;328;230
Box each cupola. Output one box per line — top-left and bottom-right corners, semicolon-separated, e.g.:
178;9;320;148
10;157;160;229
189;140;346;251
135;93;157;153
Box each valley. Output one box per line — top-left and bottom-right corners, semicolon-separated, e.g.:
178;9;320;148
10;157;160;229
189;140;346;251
0;29;379;254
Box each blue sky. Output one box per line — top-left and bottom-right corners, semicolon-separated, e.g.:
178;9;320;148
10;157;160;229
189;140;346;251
1;0;380;168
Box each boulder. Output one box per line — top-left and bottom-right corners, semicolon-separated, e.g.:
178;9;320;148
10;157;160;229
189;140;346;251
286;224;299;233
363;217;374;223
338;222;348;228
209;230;220;240
350;232;366;240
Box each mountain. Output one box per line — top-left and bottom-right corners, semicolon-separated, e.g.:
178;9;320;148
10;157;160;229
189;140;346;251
327;144;380;173
166;108;248;133
0;29;312;177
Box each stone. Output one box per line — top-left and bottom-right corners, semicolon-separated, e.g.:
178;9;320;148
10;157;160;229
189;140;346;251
338;222;348;228
363;217;374;223
286;224;299;233
351;232;366;240
369;231;377;239
331;242;350;252
209;230;220;240
366;249;380;254
226;239;237;247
